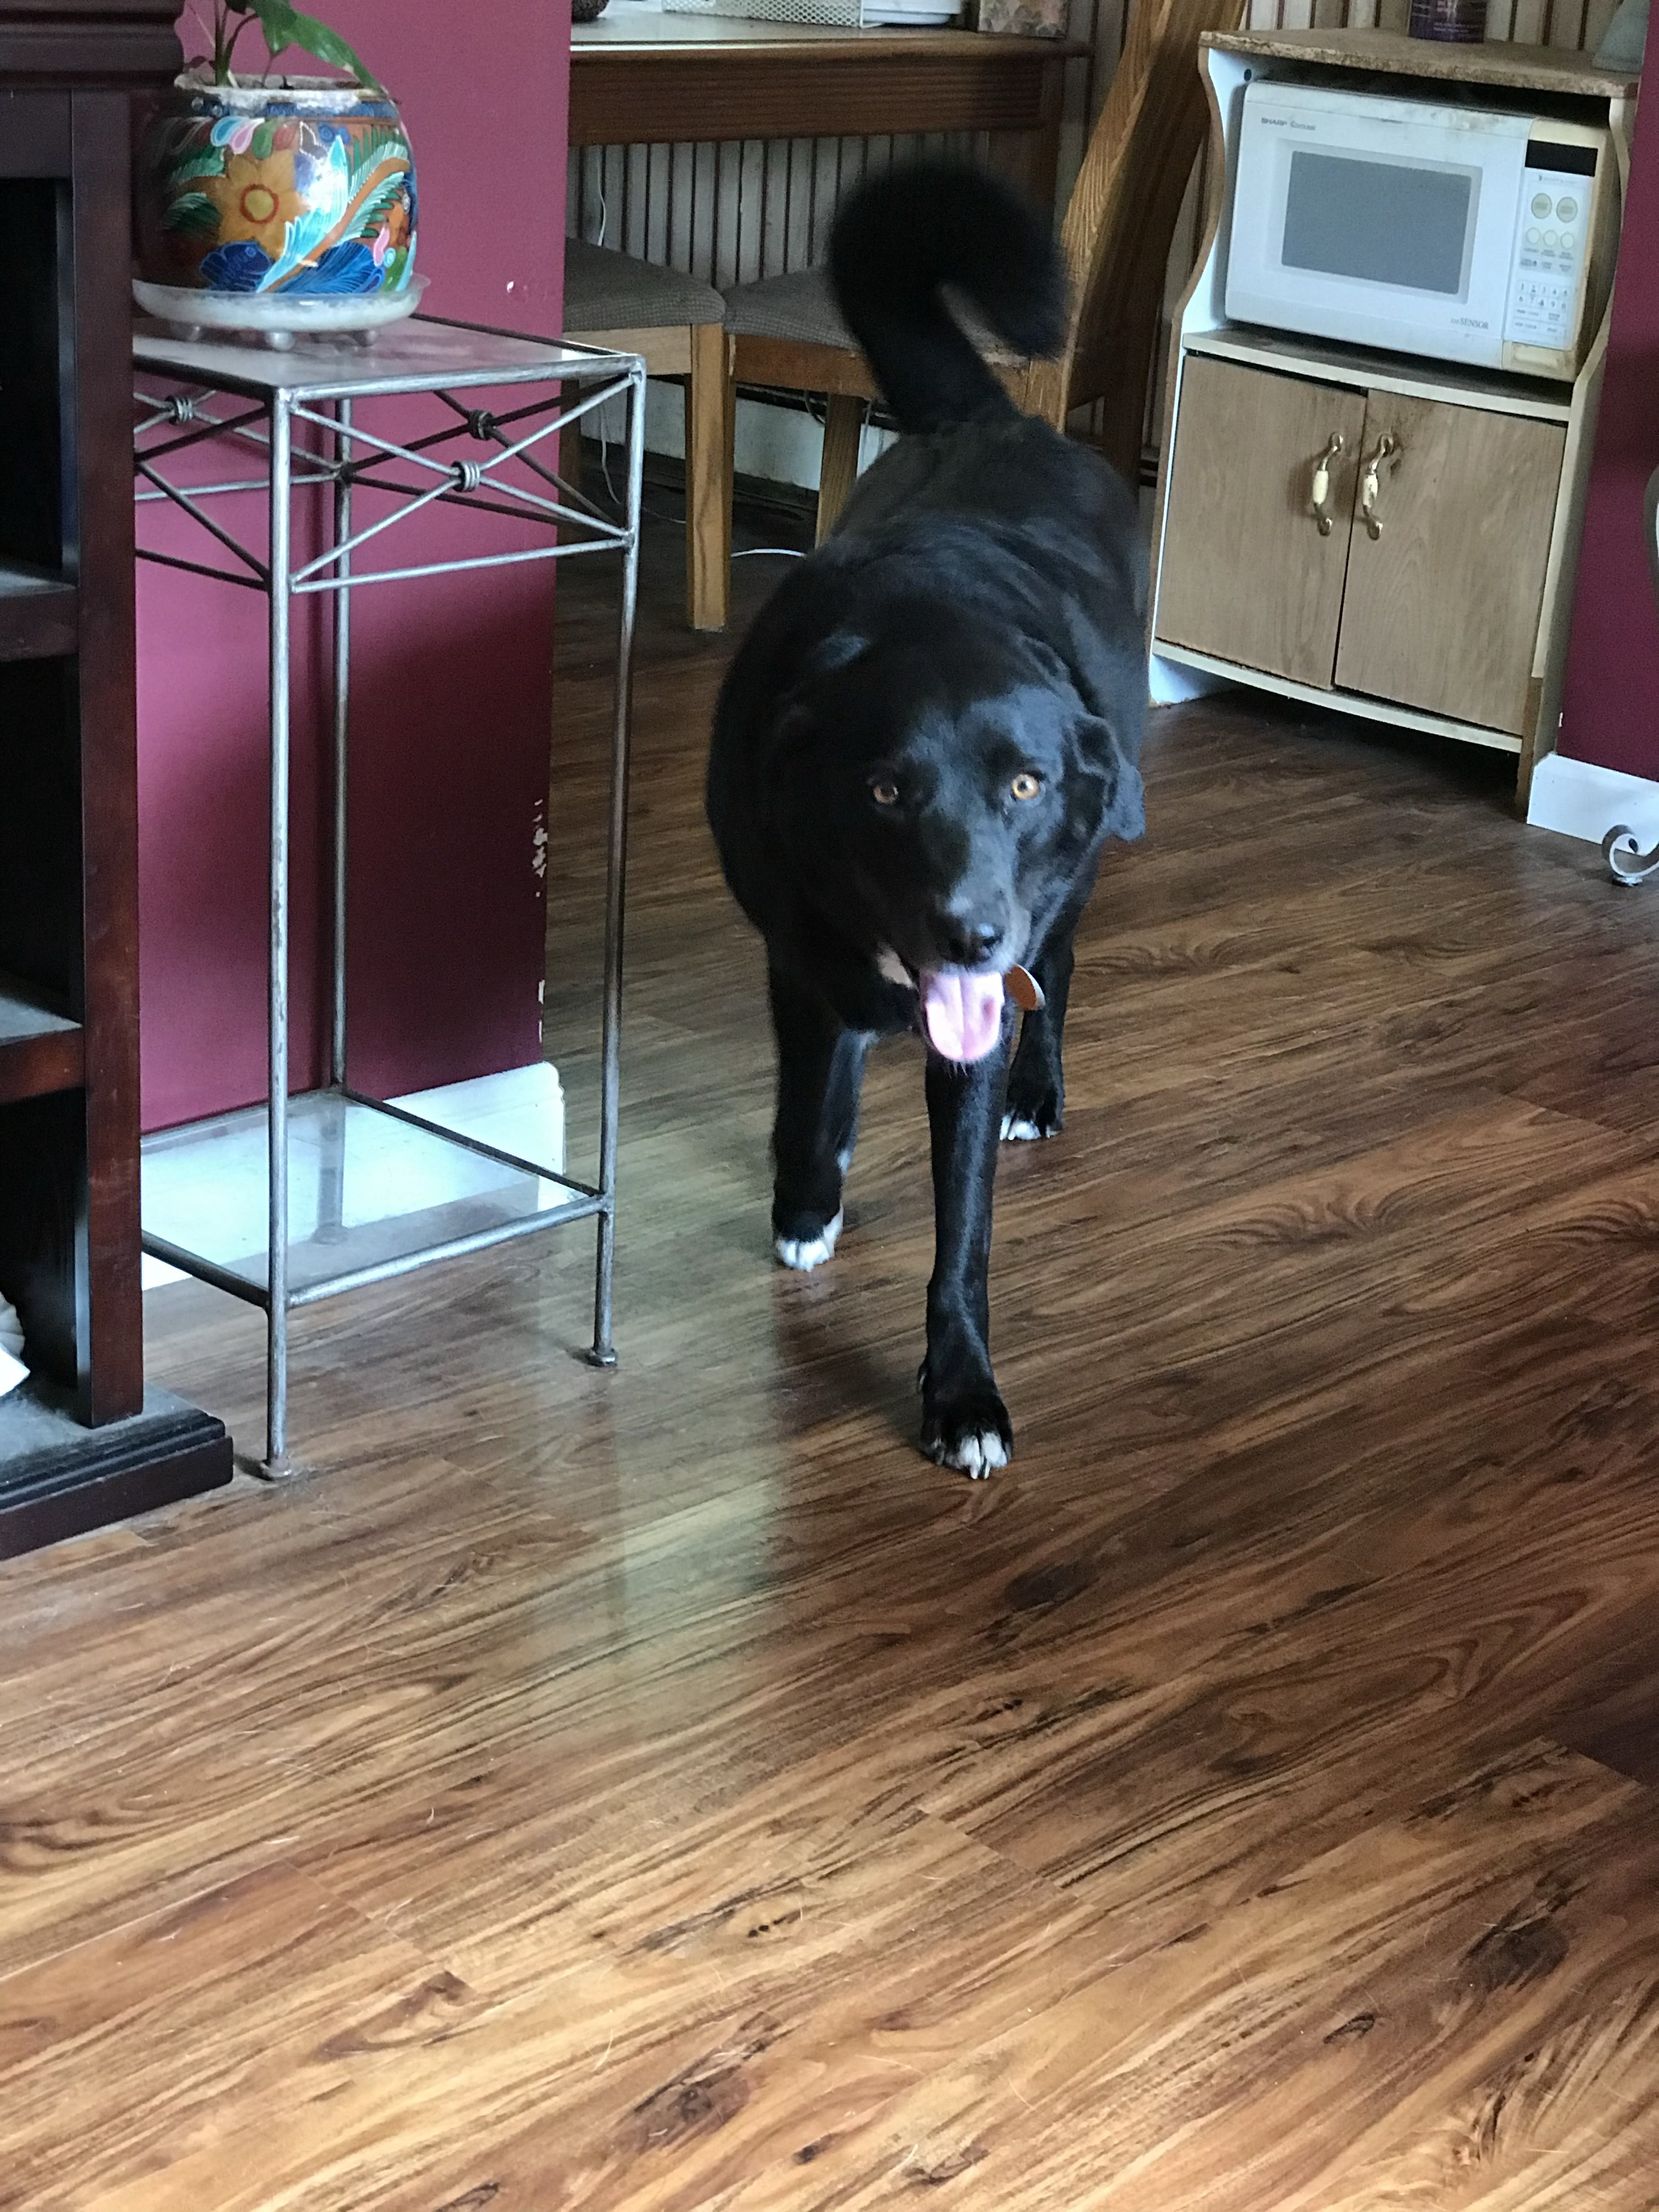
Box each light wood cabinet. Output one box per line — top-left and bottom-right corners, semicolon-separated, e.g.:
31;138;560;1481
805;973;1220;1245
1155;358;1366;691
1154;357;1568;740
1333;395;1565;735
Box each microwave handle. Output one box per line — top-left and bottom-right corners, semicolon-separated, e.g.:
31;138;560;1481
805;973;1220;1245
1310;433;1346;537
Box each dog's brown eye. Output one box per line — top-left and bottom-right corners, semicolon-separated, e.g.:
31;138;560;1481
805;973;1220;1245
869;776;901;808
1011;771;1042;802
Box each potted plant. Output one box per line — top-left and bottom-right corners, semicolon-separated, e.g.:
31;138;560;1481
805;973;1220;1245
134;1;420;345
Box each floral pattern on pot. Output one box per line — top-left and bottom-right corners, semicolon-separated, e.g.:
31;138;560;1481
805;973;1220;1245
138;83;417;298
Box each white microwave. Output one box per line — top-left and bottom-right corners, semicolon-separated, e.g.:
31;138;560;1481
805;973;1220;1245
1225;80;1611;380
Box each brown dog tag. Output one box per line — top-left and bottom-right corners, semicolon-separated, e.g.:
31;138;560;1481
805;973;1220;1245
1006;964;1045;1013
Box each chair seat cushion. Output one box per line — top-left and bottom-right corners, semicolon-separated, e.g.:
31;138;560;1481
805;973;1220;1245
724;263;1023;365
724;266;854;349
563;238;725;332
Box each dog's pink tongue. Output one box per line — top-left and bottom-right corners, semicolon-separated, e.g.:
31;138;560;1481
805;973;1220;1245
921;969;1005;1064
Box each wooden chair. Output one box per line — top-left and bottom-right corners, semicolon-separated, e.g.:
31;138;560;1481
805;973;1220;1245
721;266;877;548
719;0;1246;544
562;239;732;631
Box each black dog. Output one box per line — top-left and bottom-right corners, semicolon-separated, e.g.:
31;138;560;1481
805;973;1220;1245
706;160;1147;1476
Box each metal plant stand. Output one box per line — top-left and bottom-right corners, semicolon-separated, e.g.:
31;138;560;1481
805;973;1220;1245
133;314;645;1471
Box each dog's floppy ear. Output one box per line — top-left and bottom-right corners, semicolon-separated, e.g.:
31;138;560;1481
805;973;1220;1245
801;628;871;681
766;629;873;764
774;630;871;739
1023;637;1077;695
1080;716;1146;844
1026;640;1144;839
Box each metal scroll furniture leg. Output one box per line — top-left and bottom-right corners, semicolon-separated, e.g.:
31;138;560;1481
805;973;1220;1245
1600;466;1659;885
586;363;645;1369
267;394;294;1471
1602;826;1659;883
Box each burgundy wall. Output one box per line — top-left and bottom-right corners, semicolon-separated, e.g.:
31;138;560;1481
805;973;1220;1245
137;0;573;1130
1559;74;1659;782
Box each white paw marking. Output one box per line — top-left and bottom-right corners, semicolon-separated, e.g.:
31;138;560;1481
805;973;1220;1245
1001;1114;1043;1143
875;946;912;988
943;1428;1009;1480
774;1210;843;1272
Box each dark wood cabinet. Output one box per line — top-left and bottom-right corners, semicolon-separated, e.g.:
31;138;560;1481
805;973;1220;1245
0;2;231;1555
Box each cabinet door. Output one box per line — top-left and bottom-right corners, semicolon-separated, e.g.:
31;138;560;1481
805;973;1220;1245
1155;356;1368;689
1334;394;1566;735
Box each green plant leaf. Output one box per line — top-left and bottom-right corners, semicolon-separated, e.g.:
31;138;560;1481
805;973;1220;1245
214;1;262;84
246;0;300;54
287;13;383;89
248;0;382;87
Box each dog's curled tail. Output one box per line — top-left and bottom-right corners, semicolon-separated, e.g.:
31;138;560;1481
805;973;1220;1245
828;159;1066;437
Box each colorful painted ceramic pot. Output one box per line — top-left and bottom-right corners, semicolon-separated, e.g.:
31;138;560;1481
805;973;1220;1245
136;78;418;334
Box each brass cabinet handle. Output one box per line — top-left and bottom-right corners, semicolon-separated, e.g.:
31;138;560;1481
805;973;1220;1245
1310;432;1346;536
1358;433;1398;540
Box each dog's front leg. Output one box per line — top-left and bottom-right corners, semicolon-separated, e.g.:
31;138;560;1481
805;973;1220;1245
1004;882;1092;1143
769;963;869;1272
921;1025;1015;1477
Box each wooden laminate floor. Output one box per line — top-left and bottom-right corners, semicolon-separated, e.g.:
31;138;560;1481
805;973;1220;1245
6;496;1659;2208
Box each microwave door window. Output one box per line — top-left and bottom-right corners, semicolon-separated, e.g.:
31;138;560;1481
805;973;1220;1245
1282;150;1477;299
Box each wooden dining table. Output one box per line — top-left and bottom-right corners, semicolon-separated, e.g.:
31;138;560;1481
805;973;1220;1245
569;13;1091;210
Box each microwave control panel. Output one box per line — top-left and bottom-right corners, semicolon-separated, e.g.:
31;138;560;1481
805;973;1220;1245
1504;151;1593;351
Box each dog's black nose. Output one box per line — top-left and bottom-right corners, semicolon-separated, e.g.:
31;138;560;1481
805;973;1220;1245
939;917;1002;968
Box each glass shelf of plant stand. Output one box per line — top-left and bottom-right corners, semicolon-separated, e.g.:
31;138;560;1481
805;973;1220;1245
141;1086;586;1302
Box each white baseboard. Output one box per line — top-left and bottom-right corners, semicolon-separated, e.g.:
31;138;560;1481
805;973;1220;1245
1525;750;1659;846
1148;650;1232;707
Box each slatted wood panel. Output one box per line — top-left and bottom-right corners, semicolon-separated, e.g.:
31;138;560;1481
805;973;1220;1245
568;0;1617;476
5;503;1659;2204
566;3;1127;284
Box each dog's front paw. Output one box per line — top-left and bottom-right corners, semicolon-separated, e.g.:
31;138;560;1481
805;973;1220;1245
921;1389;1014;1480
1001;1076;1062;1143
774;1210;843;1272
